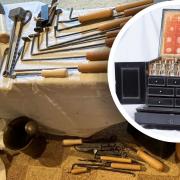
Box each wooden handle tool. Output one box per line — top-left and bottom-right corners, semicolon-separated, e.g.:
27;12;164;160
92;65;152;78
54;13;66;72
111;163;141;171
0;3;9;44
14;61;108;78
123;3;152;16
100;156;132;163
75;0;152;24
41;68;68;78
78;61;107;73
78;9;113;23
98;16;131;31
106;30;120;38
115;0;153;12
136;150;164;171
105;37;116;47
71;167;88;174
86;47;110;61
62;139;83;146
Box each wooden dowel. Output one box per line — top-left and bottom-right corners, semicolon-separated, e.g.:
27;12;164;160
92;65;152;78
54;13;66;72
124;4;152;16
78;61;107;73
100;156;132;163
62;139;83;146
71;167;88;174
98;16;131;31
115;0;153;12
41;68;68;78
106;30;119;38
86;47;110;61
105;37;115;47
78;9;113;23
111;163;141;170
137;150;164;171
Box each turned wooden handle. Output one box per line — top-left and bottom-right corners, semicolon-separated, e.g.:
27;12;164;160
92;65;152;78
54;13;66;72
111;163;141;170
124;4;152;16
78;61;107;73
106;30;119;38
62;139;83;146
0;33;9;44
115;0;153;12
98;16;131;31
100;156;132;163
71;167;88;174
41;68;68;78
86;47;110;61
78;9;113;23
137;150;164;171
105;37;115;47
0;5;10;44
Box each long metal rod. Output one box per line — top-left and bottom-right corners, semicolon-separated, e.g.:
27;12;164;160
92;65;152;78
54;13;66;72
26;36;107;61
12;66;77;78
38;26;119;51
56;13;123;33
72;163;136;176
32;33;108;55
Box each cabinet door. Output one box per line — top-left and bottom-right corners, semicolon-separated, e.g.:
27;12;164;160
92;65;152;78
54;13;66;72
115;62;147;104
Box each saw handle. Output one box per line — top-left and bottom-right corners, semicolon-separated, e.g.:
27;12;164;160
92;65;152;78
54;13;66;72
41;68;68;78
78;9;113;23
86;47;110;61
115;0;153;12
78;61;107;73
100;156;132;163
137;150;164;171
111;163;141;170
98;16;131;31
124;4;152;16
62;139;83;146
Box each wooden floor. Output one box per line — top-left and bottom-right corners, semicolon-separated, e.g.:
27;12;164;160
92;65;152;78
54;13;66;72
1;122;180;180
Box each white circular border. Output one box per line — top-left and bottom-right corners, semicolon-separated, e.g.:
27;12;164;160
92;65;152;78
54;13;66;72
108;0;180;143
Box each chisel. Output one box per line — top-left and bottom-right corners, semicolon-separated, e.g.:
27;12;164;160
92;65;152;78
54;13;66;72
13;61;107;78
99;156;132;163
22;47;110;61
0;3;9;44
30;28;119;56
57;0;153;29
62;135;117;146
129;146;165;171
49;16;131;49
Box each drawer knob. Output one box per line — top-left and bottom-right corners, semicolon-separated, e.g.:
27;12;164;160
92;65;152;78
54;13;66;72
158;101;161;104
159;90;162;93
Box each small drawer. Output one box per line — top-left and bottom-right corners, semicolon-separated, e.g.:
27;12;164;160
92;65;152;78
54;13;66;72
147;87;174;97
148;76;166;86
175;98;180;107
146;97;174;107
167;77;180;87
176;88;180;97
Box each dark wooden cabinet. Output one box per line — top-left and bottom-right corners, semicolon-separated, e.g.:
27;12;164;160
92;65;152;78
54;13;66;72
115;62;147;104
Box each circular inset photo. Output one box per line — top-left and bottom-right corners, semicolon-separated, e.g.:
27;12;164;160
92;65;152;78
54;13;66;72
108;0;180;143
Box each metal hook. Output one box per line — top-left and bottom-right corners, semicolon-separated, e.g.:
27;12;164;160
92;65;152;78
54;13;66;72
22;10;32;25
58;8;78;23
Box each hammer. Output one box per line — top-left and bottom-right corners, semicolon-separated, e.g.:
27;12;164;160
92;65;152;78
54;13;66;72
0;3;9;44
